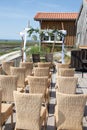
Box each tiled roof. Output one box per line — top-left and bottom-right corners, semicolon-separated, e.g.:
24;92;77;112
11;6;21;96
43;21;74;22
34;12;78;21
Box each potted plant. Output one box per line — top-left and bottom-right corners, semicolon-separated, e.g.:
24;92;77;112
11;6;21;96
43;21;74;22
27;46;40;62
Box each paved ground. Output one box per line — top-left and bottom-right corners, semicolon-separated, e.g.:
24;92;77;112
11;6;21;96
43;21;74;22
2;70;87;130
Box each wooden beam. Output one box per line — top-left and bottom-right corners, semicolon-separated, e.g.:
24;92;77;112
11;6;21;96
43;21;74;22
79;46;87;49
61;22;64;30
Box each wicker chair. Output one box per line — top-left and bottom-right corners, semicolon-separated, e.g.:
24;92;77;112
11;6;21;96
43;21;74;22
33;67;51;88
58;68;75;77
55;92;87;130
56;63;69;75
14;91;46;130
0;89;13;130
20;62;33;78
38;62;51;68
10;67;25;89
2;61;14;75
0;75;18;102
27;76;49;103
56;76;78;94
38;61;55;71
33;67;51;77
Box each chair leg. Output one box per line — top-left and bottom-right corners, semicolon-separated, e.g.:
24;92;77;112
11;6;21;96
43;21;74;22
46;105;49;118
11;113;13;128
43;110;47;130
0;126;2;130
0;121;2;130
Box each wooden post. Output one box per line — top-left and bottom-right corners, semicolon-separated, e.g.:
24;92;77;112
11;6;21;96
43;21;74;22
21;37;24;62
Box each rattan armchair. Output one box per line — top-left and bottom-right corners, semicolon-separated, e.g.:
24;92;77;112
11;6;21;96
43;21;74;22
20;62;33;77
10;66;25;89
56;63;69;75
33;67;50;77
38;62;55;72
58;68;75;77
56;76;78;94
14;91;47;130
55;92;87;130
33;67;51;88
0;89;13;130
2;61;14;75
27;76;49;103
38;62;51;68
0;75;18;102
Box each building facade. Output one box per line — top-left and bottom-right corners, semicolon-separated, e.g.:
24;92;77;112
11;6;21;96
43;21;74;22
34;12;78;48
76;0;87;47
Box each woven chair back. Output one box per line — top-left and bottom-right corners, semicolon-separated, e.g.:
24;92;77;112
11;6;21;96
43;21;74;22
33;67;50;77
56;92;87;130
14;91;43;130
20;62;33;77
0;75;17;102
10;67;25;88
27;76;48;94
56;63;69;74
57;76;78;94
59;68;75;77
2;61;14;75
38;62;51;68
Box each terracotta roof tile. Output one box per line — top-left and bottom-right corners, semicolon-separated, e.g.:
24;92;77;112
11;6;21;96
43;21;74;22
34;12;78;21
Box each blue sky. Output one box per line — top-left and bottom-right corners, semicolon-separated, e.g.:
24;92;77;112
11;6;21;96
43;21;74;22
0;0;82;40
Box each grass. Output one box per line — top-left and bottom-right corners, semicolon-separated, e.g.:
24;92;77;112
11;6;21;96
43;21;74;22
0;40;39;56
0;39;38;46
0;40;73;64
0;40;21;45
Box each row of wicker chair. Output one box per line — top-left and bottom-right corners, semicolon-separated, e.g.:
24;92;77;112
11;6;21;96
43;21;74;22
55;63;87;130
1;61;52;75
1;61;87;130
0;60;53;130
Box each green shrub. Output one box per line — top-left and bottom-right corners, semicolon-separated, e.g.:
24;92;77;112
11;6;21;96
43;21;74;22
29;46;40;54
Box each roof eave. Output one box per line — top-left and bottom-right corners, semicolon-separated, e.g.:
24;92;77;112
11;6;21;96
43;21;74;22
34;18;77;21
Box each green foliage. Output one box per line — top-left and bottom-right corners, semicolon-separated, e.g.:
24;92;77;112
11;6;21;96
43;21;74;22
27;45;51;57
42;46;50;53
28;46;40;55
0;40;21;45
31;35;37;41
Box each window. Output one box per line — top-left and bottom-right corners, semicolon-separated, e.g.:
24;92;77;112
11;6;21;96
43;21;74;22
51;35;55;41
43;36;49;41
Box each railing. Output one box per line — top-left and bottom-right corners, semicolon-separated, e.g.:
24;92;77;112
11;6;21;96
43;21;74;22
0;50;22;66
